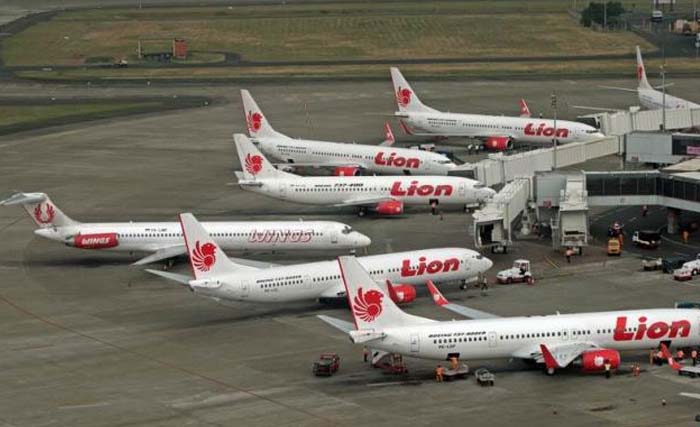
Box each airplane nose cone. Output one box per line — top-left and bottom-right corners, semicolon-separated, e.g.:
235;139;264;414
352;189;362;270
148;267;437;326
483;257;494;271
355;232;372;247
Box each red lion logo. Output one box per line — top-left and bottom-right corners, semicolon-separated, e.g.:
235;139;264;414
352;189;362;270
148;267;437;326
33;203;55;224
246;111;263;133
245;153;263;175
191;240;217;272
396;87;412;107
353;287;384;322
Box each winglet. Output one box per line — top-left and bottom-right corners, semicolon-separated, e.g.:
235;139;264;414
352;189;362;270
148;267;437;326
379;122;395;146
519;99;531;118
540;344;560;370
660;343;682;371
426;280;449;306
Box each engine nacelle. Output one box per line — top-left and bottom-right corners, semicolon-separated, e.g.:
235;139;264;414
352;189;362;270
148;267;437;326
579;349;620;373
333;166;360;176
69;233;119;249
376;200;404;216
388;284;416;304
484;136;513;151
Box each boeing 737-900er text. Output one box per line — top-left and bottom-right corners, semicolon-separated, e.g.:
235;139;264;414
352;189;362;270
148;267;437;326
147;213;493;304
233;134;495;216
241;89;457;176
0;192;371;265
318;256;700;375
390;67;605;151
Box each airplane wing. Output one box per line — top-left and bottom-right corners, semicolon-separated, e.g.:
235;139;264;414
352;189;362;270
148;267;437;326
425;280;499;319
510;342;595;367
332;196;395;208
599;85;637;93
317;315;355;333
145;269;191;286
131;245;186;266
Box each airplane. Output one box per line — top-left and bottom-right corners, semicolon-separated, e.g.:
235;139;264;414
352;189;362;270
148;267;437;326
318;256;700;376
390;67;605;151
0;192;371;265
146;213;493;304
233;134;495;216
240;90;457;176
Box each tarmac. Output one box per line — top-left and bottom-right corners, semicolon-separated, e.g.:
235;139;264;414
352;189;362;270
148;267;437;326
4;78;700;426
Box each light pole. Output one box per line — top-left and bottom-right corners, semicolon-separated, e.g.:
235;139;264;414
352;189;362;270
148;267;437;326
552;91;558;170
660;65;666;131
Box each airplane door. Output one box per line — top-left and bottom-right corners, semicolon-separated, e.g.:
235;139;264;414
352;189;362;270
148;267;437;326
330;230;338;244
241;280;250;298
410;333;420;353
488;331;497;348
279;183;286;198
463;257;471;277
304;275;312;290
459;182;466;198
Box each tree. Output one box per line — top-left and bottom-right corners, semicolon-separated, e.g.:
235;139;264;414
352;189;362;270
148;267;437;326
580;2;625;27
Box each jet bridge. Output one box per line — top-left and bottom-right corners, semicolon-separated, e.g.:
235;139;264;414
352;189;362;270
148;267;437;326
473;177;532;252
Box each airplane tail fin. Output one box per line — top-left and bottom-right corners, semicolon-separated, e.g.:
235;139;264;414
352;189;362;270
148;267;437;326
179;213;241;280
379;122;395;146
240;90;288;139
233;134;297;181
338;256;431;330
519;99;531;118
390;67;435;113
636;46;652;90
0;192;79;228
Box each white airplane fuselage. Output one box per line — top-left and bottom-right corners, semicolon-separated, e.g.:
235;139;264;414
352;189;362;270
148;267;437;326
240;175;495;207
35;221;370;253
193;248;492;303
253;136;456;175
396;111;605;143
367;309;699;361
638;87;700;110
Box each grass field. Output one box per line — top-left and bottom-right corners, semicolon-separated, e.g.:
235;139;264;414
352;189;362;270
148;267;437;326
2;1;654;68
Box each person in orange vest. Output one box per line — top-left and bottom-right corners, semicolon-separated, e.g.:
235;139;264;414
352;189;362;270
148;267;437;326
363;346;369;363
683;229;690;244
634;363;641;376
692;348;698;366
565;247;573;263
435;364;444;382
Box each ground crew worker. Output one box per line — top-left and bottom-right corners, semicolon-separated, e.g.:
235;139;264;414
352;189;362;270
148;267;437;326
435;364;444;382
604;359;612;379
642;205;648;217
565;247;573;263
683;229;690;244
633;363;641;377
363;346;369;363
649;349;655;365
449;356;459;370
480;275;489;291
676;349;685;361
656;350;664;366
692;349;698;366
431;201;437;215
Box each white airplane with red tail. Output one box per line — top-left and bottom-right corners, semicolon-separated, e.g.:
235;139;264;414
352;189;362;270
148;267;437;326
391;67;605;151
147;213;493;304
318;256;700;375
241;90;456;176
233;134;495;216
0;192;370;265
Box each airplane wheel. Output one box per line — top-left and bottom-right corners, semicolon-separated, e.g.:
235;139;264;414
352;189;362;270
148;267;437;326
358;208;367;217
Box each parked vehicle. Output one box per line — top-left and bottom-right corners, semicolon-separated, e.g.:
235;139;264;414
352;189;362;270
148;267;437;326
312;353;340;376
475;368;495;386
496;259;533;284
682;254;700;275
663;255;692;273
632;230;661;249
642;257;663;271
651;10;663;22
674;267;693;281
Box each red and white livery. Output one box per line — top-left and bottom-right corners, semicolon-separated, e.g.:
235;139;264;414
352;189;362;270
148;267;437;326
1;192;370;265
319;256;700;376
241;90;456;176
233;134;495;216
147;213;493;304
390;67;605;149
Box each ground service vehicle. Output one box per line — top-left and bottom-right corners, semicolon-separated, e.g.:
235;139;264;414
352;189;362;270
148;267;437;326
663;255;692;273
475;368;495;386
632;230;661;249
496;259;533;284
312;353;340;376
674;267;693;281
607;239;621;256
682;254;700;275
642;258;662;271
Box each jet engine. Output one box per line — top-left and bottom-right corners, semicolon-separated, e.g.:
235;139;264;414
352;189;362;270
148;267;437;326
578;349;621;373
484;136;513;151
67;233;119;249
333;166;361;176
375;200;404;216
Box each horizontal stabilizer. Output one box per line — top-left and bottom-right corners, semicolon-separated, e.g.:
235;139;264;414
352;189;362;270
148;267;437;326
317;315;355;334
599;85;637;93
145;269;192;286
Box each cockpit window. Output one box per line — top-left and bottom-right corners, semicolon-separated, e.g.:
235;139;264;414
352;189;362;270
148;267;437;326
586;129;599;134
475;255;483;260
342;226;352;234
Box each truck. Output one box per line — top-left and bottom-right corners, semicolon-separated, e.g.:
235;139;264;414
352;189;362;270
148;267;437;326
642;257;662;271
312;353;340;377
474;368;495;386
632;230;661;249
496;259;533;284
682;254;700;275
